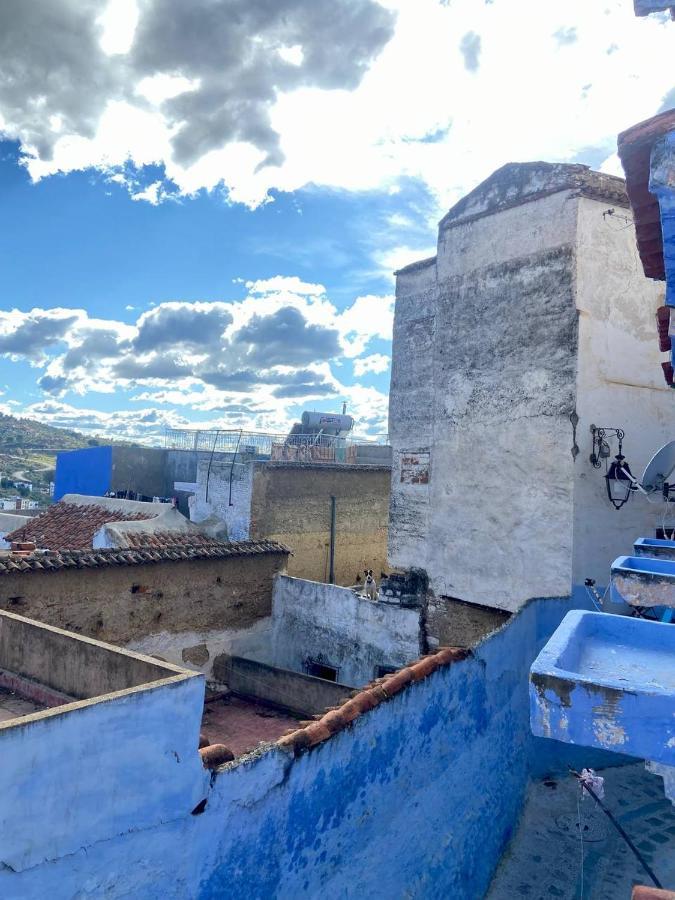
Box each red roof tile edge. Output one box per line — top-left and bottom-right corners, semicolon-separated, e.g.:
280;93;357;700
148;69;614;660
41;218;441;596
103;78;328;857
275;646;471;756
0;540;290;575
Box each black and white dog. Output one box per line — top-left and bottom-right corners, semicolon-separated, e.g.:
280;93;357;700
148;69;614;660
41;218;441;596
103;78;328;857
363;569;378;601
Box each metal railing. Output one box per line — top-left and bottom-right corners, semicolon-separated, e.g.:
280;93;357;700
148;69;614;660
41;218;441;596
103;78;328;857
164;428;391;466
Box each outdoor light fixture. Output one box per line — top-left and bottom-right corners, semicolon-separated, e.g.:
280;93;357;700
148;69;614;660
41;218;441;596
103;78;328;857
605;453;635;510
590;425;635;510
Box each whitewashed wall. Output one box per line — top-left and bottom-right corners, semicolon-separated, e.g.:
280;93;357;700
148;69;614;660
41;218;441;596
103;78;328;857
189;457;254;540
389;164;673;613
573;196;671;588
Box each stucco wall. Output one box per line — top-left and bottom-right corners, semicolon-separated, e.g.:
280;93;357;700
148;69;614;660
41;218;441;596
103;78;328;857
269;574;422;686
390;166;673;613
250;463;390;585
0;553;287;677
573;197;673;588
390;188;579;612
0;593;627;899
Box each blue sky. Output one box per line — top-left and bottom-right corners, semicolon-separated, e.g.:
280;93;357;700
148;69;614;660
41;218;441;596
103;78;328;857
0;0;672;441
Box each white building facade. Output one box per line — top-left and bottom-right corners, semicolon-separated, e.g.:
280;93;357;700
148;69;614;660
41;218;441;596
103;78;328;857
388;162;673;613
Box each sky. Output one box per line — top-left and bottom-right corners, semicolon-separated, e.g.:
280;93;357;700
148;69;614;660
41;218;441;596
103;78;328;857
0;0;673;443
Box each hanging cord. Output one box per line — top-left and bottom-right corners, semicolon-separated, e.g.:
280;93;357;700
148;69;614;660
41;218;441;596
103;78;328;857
570;769;663;889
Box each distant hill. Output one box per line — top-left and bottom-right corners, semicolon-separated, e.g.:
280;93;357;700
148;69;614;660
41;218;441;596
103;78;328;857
0;413;139;452
0;412;91;452
0;413;140;501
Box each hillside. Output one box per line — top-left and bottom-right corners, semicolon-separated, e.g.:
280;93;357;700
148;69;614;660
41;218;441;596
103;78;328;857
0;413;91;452
0;413;138;503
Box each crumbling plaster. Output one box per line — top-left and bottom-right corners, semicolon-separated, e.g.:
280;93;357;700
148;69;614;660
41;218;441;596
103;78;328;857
390;164;673;613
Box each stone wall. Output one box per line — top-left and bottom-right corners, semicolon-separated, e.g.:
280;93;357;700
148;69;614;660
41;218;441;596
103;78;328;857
269;574;422;686
0;552;287;677
250;463;391;585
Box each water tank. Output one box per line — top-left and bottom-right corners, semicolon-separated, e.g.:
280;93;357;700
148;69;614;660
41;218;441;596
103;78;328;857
301;411;354;435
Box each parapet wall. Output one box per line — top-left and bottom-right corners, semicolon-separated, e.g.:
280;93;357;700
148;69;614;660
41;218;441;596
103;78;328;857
0;593;626;898
270;575;422;686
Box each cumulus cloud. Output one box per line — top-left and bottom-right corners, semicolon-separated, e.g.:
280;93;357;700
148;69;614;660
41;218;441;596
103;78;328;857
0;309;80;363
0;276;390;436
235;306;341;366
0;0;394;204
134;302;233;352
0;1;672;212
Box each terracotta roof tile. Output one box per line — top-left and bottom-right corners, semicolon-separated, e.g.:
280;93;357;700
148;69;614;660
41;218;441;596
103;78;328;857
0;540;289;576
5;502;154;551
124;531;226;549
277;646;471;756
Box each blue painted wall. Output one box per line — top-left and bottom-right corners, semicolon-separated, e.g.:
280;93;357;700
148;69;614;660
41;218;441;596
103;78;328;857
650;130;675;309
0;593;629;899
54;446;113;500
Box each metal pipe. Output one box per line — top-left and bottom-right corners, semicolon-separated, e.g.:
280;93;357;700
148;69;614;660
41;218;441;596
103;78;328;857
328;495;336;584
569;769;663;889
228;429;243;507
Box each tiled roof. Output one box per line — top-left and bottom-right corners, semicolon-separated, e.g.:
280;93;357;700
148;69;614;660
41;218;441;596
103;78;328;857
5;502;154;551
617;109;675;281
123;530;226;549
275;646;470;756
0;540;289;575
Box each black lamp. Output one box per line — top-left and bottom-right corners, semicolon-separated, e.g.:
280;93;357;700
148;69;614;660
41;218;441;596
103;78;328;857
605;453;634;510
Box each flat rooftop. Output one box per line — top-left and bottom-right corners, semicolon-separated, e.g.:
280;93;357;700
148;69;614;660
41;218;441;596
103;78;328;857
201;693;301;758
487;763;675;898
0;685;47;723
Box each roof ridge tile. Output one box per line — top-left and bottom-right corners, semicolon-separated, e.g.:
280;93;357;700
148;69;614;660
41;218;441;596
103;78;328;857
276;646;471;757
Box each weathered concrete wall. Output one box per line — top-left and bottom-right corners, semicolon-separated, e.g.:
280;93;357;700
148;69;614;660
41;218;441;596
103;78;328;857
389;163;673;613
128;617;274;680
213;654;353;715
390;180;579;611
0;553;286;677
426;594;511;648
0;594;628;899
573;195;672;588
0;610;175;699
0;611;206;875
250;463;390;585
111;446;169;498
269;575;422;686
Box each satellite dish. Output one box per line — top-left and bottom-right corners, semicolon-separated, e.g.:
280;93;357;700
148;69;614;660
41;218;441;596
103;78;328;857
641;441;675;494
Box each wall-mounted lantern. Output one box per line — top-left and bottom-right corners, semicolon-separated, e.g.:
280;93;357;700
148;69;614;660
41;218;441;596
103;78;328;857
605;453;635;510
590;425;635;510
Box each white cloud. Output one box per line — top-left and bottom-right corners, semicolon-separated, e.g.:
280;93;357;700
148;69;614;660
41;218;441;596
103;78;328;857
353;353;390;376
0;279;393;437
338;294;394;357
0;1;670;210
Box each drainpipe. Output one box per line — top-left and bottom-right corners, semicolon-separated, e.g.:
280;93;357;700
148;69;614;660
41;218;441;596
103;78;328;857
328;495;336;584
